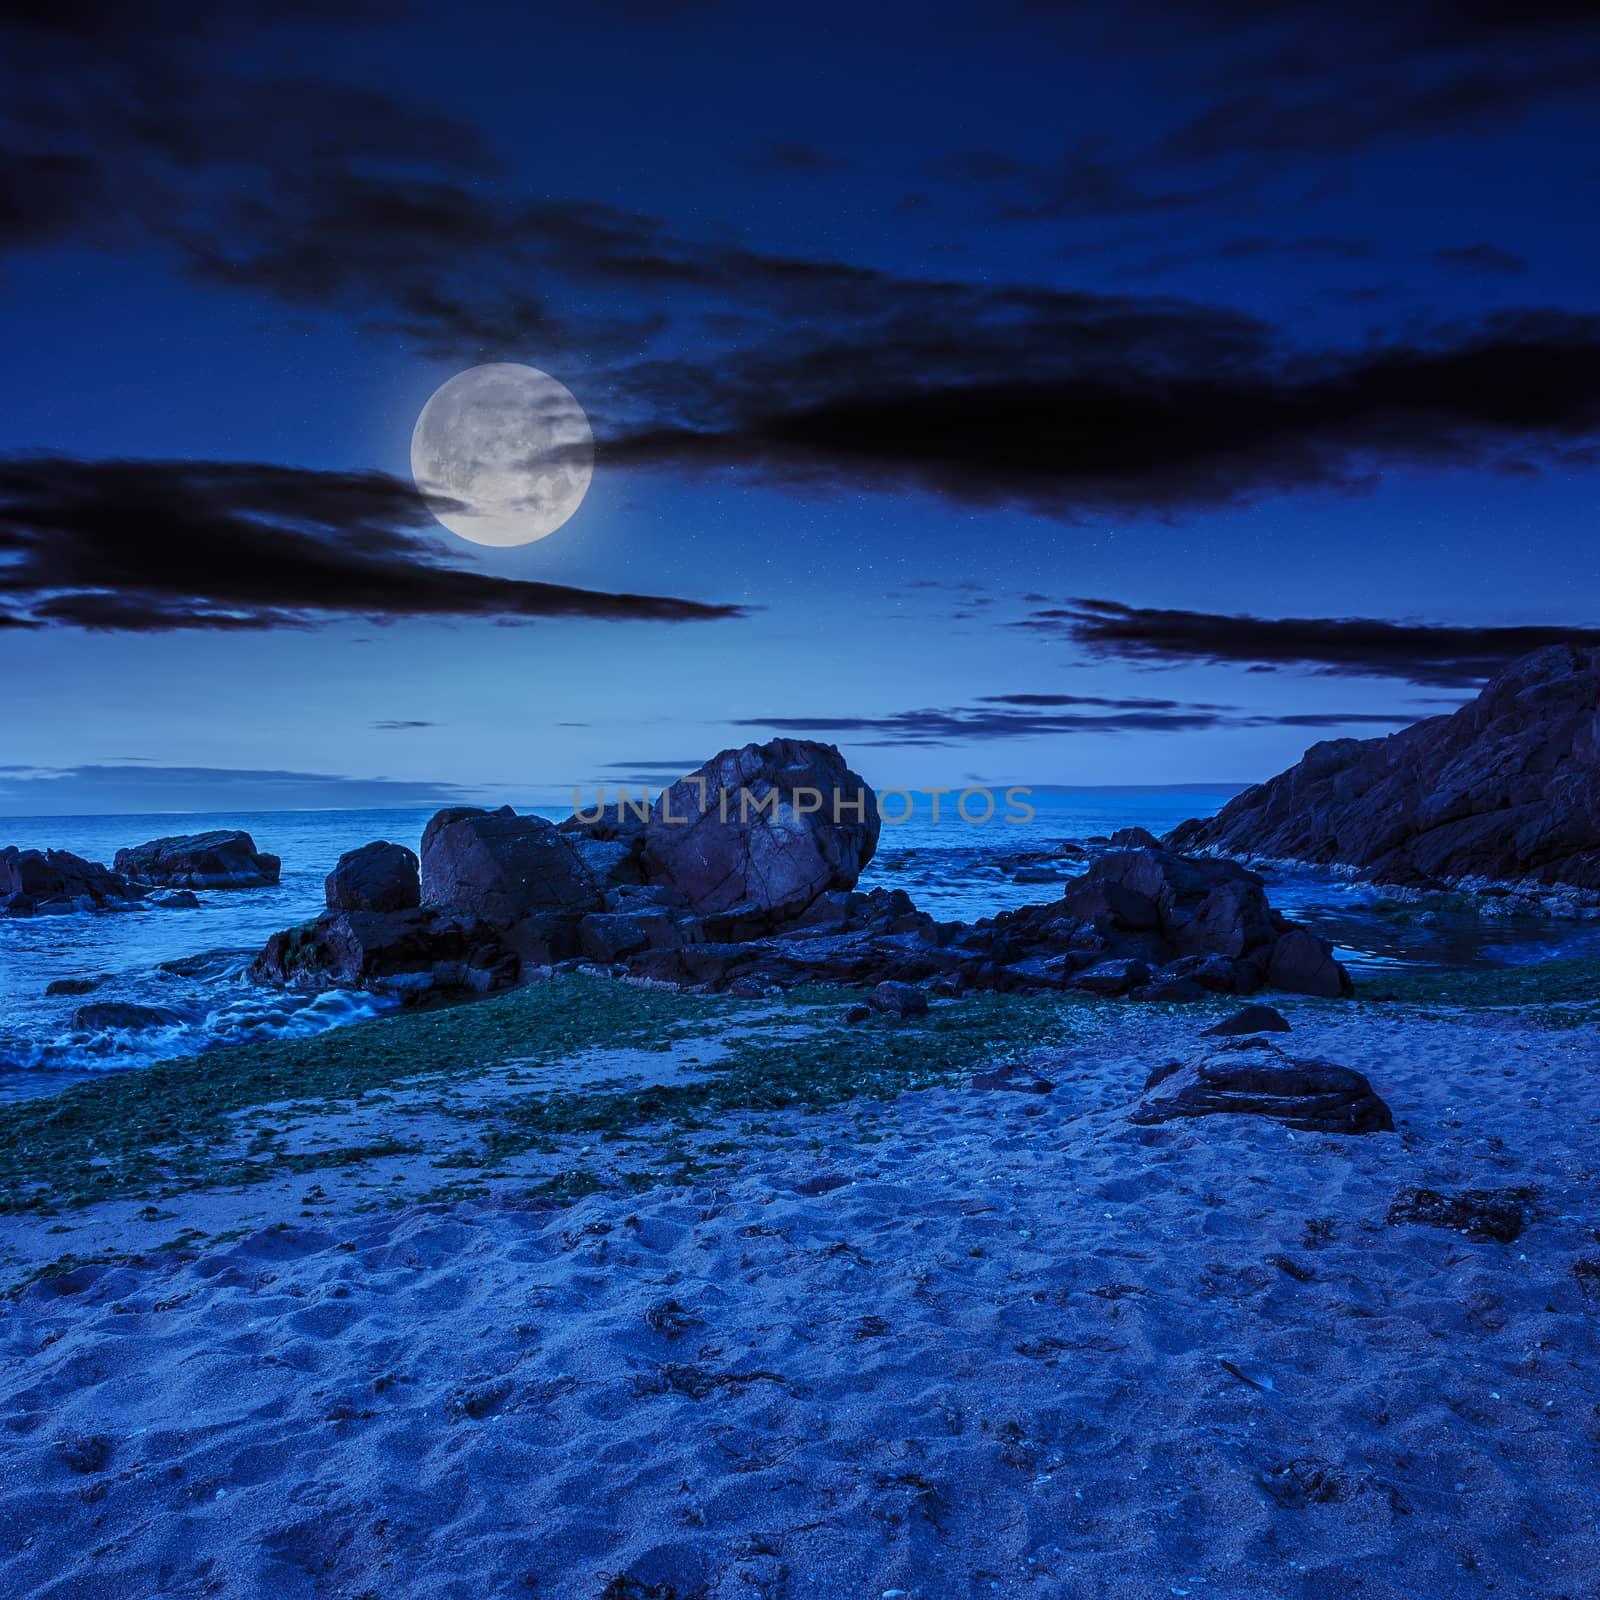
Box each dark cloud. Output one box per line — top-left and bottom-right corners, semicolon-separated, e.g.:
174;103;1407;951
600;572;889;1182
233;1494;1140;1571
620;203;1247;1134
0;762;479;819
373;720;435;730
1025;598;1600;687
732;699;1414;747
739;142;852;176
1110;234;1374;281
1432;243;1530;276
0;455;747;632
1159;59;1600;163
605;311;1600;518
942;4;1600;224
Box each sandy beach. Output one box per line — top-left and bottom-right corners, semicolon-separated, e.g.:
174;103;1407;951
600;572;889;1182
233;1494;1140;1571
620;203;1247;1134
2;974;1597;1599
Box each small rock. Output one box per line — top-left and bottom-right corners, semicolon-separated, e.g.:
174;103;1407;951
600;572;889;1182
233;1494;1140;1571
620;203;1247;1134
844;1003;873;1025
149;889;201;909
1386;1186;1533;1243
1203;1004;1292;1037
970;1063;1055;1094
867;980;928;1018
45;976;100;997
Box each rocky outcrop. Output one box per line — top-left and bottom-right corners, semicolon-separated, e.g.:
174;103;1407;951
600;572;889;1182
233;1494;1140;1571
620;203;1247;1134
614;847;1347;1002
421;806;601;970
1168;646;1600;889
0;848;138;915
251;908;518;998
326;841;420;914
975;845;1353;999
642;739;879;932
115;830;280;889
250;753;1355;1014
1131;1038;1393;1133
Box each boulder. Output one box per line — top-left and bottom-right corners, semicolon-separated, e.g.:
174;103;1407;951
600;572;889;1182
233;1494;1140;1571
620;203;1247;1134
1203;1004;1292;1037
251;908;518;997
1131;1038;1393;1134
326;841;420;914
114;830;279;889
642;739;879;930
1267;929;1354;999
0;847;137;915
421;806;602;970
1167;645;1600;889
72;1002;188;1031
867;979;928;1018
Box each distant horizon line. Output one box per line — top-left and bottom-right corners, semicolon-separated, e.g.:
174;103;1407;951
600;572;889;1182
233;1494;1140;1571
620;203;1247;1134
0;780;1251;825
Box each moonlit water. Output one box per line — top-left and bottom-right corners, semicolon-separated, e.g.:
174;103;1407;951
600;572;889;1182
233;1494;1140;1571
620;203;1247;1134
4;793;1599;1104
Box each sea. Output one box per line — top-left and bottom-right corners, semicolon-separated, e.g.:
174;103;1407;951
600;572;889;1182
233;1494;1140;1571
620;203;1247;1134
4;791;1598;1104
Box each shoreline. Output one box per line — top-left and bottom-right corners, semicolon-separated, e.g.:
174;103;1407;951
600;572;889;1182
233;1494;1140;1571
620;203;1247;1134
3;966;1600;1593
1;969;1598;1594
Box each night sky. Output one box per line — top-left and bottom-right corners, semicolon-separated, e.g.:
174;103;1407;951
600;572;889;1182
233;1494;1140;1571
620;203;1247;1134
4;0;1599;814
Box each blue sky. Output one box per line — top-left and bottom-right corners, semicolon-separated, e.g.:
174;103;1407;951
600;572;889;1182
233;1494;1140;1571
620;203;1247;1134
3;1;1598;812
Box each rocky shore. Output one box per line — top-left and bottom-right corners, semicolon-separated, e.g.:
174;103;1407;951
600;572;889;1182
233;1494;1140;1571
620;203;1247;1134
1;829;277;916
250;740;1355;1009
1170;645;1600;890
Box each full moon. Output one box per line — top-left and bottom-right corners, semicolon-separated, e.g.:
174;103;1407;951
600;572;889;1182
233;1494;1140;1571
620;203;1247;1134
410;363;593;547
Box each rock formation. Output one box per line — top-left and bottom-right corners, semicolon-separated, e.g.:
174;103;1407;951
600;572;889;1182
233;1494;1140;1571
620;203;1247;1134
251;908;518;998
115;830;280;889
0;848;138;915
250;743;1352;1009
977;845;1353;998
1168;645;1600;889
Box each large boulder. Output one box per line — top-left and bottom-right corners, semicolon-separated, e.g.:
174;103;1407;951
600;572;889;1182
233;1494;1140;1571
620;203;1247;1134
1168;645;1600;889
642;739;879;931
326;841;420;914
1132;1038;1393;1134
421;806;602;969
251;908;518;998
0;847;137;915
115;830;280;889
